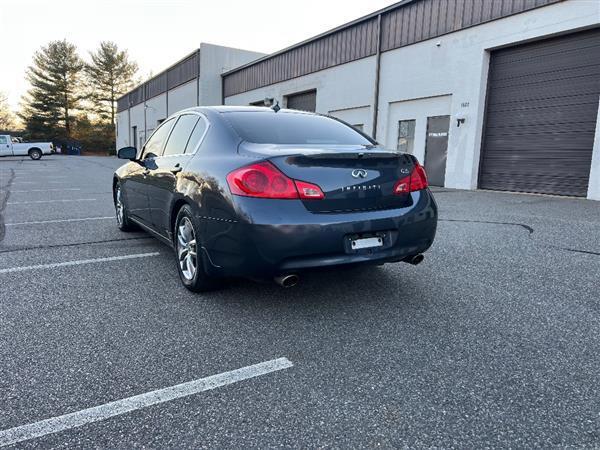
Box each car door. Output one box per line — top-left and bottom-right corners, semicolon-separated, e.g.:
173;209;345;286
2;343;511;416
147;113;209;237
124;118;175;226
0;136;12;156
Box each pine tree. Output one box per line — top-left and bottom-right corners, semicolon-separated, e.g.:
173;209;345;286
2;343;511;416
20;40;84;139
86;42;138;126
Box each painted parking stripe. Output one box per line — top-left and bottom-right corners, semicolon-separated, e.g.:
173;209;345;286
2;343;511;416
12;181;69;185
10;188;81;193
0;252;160;274
0;357;293;447
5;217;114;226
6;199;97;205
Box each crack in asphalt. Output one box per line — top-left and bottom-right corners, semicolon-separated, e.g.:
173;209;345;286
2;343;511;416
0;167;17;243
439;217;599;257
550;246;600;257
0;236;155;255
439;218;535;234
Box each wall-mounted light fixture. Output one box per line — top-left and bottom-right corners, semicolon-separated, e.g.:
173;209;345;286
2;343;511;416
456;113;466;127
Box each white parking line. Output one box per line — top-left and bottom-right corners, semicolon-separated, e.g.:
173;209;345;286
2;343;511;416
6;199;97;205
5;217;114;226
0;357;293;447
10;188;81;193
12;181;68;185
0;252;160;274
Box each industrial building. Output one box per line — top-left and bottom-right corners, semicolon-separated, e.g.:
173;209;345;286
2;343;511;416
115;43;264;150
117;0;600;200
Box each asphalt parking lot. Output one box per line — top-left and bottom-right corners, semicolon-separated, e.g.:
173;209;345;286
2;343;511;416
0;155;599;448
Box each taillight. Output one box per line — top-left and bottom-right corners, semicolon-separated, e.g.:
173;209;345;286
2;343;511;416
295;180;324;199
393;161;429;195
227;161;324;200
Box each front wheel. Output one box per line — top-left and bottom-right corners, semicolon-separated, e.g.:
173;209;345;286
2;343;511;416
174;205;219;292
29;149;42;160
114;182;136;231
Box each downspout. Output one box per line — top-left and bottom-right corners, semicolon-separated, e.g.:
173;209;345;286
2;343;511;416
221;73;225;106
166;71;169;116
127;95;131;146
371;13;383;141
196;48;201;106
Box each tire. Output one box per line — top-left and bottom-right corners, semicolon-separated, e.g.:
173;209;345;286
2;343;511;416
174;205;219;292
114;182;137;232
29;149;42;160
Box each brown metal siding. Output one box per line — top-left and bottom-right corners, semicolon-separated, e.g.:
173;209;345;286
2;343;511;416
116;96;129;113
223;18;378;97
223;0;564;98
167;52;199;90
145;72;167;99
129;85;144;106
480;28;600;197
117;51;200;112
380;0;562;51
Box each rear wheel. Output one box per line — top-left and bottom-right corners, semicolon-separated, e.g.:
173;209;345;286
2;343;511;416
174;205;218;292
114;182;136;231
29;149;42;160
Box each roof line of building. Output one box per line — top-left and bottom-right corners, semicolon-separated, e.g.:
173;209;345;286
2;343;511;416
117;48;200;102
221;0;415;77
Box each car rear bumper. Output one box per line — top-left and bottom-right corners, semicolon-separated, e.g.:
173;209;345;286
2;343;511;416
201;189;437;278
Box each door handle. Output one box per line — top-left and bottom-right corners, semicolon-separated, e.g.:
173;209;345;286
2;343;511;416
170;164;182;174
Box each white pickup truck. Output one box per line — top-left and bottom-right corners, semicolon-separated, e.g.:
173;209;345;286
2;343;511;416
0;135;53;160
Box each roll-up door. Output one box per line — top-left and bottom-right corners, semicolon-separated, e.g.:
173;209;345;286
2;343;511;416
286;90;317;112
480;28;600;197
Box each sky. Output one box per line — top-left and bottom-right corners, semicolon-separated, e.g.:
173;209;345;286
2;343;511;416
0;0;398;112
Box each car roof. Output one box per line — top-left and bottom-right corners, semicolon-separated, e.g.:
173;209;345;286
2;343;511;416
176;105;312;115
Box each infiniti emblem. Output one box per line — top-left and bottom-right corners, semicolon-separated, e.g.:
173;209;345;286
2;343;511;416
351;169;368;179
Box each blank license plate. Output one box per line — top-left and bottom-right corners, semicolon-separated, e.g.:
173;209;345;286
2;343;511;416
351;236;384;250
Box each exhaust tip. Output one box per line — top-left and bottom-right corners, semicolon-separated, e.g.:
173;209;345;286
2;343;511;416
274;274;299;288
406;254;425;266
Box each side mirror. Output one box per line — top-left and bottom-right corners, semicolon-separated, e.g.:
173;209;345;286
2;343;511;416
117;146;137;160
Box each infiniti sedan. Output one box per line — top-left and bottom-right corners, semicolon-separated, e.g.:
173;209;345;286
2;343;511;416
114;106;437;291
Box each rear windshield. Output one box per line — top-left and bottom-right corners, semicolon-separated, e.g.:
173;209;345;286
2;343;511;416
222;111;373;145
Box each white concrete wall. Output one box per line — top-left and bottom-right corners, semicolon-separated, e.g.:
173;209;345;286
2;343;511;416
145;93;168;138
384;95;452;164
328;106;371;132
129;104;145;148
167;79;198;115
224;0;600;199
199;43;265;106
377;0;600;194
225;56;377;136
116;110;129;149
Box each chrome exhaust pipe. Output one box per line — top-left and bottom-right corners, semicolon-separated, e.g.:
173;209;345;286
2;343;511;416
274;274;299;288
406;254;425;266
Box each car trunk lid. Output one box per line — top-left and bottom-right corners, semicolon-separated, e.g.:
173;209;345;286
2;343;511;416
239;143;416;213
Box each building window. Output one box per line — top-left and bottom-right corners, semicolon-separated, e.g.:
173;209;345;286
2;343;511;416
397;120;416;153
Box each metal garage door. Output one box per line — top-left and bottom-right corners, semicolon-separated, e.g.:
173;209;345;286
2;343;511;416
286;90;317;112
480;28;600;197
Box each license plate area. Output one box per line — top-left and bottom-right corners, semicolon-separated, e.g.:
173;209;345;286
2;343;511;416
345;231;391;254
352;237;383;250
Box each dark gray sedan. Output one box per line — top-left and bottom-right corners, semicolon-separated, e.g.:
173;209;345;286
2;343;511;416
114;106;437;291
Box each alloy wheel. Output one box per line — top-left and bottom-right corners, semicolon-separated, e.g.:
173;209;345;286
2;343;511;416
115;186;124;226
177;217;197;281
